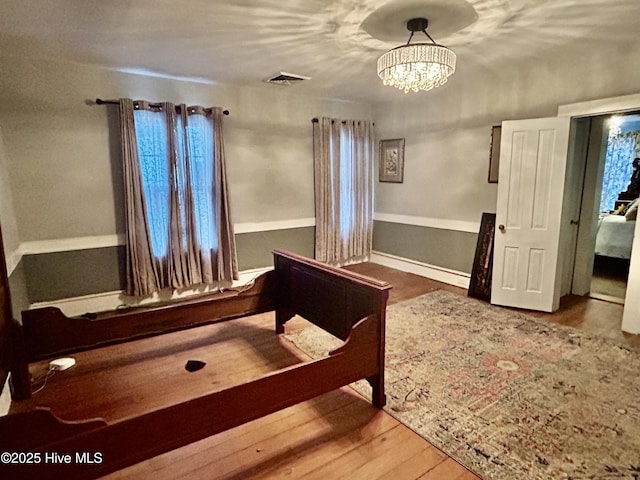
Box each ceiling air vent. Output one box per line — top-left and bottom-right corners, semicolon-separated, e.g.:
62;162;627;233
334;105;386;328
263;72;311;86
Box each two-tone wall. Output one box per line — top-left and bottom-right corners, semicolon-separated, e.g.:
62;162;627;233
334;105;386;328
0;127;28;316
0;57;371;311
372;34;640;284
18;224;315;306
4;29;640;313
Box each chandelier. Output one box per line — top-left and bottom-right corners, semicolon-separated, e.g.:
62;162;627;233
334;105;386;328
377;18;456;93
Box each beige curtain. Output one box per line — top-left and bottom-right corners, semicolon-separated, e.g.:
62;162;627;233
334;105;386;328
119;99;160;295
210;107;239;283
313;117;374;265
119;99;238;296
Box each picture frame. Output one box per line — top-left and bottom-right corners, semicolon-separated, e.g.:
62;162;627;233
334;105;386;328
468;212;496;301
488;125;501;183
379;138;405;183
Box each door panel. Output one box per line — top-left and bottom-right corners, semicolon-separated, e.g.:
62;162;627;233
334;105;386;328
492;117;571;312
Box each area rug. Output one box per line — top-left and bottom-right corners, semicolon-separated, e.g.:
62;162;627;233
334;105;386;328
285;290;640;480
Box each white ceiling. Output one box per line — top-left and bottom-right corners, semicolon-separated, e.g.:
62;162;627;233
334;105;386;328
1;0;639;104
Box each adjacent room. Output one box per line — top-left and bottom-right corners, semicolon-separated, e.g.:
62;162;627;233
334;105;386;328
1;1;640;479
590;113;640;303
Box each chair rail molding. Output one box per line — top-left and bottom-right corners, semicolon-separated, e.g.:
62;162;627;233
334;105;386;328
374;213;480;233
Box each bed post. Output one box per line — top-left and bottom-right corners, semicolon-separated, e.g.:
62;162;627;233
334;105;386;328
368;304;387;408
9;319;31;400
275;309;289;334
273;251;294;334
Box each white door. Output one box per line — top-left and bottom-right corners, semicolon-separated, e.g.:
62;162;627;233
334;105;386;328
622;217;640;333
491;117;572;312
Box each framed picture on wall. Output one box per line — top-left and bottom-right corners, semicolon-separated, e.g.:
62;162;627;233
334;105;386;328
488;125;501;183
379;138;405;183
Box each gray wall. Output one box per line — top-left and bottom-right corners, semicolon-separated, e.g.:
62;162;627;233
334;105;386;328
20;227;315;303
0;126;26;317
0;57;368;306
372;32;640;269
7;261;29;318
0;127;20;271
236;227;315;271
22;247;126;303
373;222;476;274
3;28;640;306
0;58;372;243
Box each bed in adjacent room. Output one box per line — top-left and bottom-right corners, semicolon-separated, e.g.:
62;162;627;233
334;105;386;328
595;199;638;260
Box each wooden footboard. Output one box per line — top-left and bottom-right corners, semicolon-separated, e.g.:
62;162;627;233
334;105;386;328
2;250;390;479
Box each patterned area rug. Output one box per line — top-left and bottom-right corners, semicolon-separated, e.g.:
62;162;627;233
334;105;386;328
285;290;640;480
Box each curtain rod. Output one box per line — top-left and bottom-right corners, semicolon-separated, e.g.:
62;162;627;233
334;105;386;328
95;98;229;116
311;118;374;125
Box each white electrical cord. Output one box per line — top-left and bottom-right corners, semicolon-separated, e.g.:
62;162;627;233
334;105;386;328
31;367;55;394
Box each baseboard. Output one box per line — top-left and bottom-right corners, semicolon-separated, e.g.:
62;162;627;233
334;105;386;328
28;267;273;317
0;374;11;416
588;292;625;305
370;251;470;289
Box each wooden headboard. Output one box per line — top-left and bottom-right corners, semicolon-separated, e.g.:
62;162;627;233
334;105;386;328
273;249;391;340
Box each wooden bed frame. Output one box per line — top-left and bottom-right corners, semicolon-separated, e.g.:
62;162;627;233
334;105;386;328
1;249;390;479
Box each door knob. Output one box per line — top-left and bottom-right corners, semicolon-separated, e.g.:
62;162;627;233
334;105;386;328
498;224;505;232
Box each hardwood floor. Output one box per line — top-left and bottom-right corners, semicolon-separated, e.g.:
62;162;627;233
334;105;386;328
589;255;629;304
10;262;638;479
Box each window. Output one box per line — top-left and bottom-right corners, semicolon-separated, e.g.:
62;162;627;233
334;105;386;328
133;108;218;257
119;99;237;296
600;129;638;212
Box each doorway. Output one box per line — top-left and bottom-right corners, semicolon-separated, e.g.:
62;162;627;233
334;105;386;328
588;113;640;304
559;93;640;333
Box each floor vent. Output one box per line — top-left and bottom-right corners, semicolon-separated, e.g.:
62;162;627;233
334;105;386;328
263;72;311;86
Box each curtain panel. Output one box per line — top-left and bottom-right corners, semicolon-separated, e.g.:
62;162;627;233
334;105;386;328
600;130;640;211
313;117;374;265
118;99;238;297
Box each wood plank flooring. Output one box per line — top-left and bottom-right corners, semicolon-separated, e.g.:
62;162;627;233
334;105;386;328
10;262;638;479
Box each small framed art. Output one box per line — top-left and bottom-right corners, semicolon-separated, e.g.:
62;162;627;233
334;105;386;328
379;138;405;183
